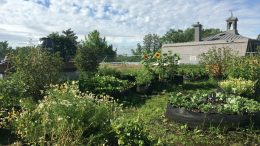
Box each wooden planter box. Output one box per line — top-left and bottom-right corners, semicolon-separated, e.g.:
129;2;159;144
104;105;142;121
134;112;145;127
165;104;260;128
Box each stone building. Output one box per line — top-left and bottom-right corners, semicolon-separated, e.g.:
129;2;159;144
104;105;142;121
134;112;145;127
162;15;260;64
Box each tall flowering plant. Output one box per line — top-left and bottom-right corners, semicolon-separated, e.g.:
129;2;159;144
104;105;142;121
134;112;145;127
141;51;180;81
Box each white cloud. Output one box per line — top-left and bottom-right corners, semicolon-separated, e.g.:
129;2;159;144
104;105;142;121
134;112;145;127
0;0;260;54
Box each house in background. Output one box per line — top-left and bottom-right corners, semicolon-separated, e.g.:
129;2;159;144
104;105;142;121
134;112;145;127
162;15;260;64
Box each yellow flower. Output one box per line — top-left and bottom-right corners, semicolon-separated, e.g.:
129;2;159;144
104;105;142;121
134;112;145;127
154;52;161;59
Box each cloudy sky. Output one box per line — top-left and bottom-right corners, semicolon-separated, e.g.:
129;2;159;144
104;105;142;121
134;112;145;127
0;0;260;54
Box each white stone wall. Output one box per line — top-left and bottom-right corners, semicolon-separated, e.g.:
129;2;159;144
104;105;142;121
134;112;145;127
162;39;249;64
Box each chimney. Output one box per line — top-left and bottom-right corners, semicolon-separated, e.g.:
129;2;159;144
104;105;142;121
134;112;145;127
193;22;202;42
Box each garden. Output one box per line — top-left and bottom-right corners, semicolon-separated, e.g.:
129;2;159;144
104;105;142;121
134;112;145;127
0;44;260;145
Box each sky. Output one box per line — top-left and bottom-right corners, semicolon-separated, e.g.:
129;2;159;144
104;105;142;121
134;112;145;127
0;0;260;55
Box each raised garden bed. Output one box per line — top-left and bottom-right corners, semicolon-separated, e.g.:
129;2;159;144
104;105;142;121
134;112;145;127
166;90;260;128
165;104;260;128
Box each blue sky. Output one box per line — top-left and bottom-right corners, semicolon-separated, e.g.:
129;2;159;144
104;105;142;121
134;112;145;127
0;0;260;54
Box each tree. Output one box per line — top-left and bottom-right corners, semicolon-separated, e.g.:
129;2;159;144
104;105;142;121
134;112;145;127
82;30;116;62
9;47;63;98
40;28;78;61
132;34;161;55
0;41;12;59
161;28;221;44
75;30;116;72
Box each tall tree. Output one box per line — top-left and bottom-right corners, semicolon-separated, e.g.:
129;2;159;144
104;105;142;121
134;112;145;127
161;28;221;44
0;41;12;59
83;30;116;62
132;33;162;55
75;30;116;72
40;28;78;61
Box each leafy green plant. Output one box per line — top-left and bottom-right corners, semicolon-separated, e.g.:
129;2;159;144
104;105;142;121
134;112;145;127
79;74;134;95
9;47;63;98
169;90;260;114
227;56;260;82
14;82;118;145
177;64;209;80
141;50;180;81
135;67;154;85
199;47;236;79
112;118;153;146
219;78;256;96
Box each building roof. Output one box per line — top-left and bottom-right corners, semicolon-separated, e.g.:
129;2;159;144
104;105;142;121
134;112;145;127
202;31;249;41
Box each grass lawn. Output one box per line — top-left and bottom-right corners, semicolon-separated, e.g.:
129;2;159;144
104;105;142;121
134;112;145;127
119;81;260;146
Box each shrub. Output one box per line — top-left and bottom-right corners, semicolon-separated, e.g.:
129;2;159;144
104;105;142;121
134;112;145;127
199;47;236;79
14;82;117;145
177;64;209;80
219;78;256;96
0;76;28;108
112;118;153;146
79;73;133;95
9;47;63;98
97;65;122;78
135;67;154;85
227;56;260;82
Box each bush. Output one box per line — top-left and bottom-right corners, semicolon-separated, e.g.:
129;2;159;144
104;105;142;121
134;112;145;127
14;82;117;145
199;47;236;79
112;118;153;146
135;67;154;85
79;74;134;96
0;76;28;108
97;65;122;78
9;47;63;98
227;56;260;82
219;78;256;96
177;64;209;80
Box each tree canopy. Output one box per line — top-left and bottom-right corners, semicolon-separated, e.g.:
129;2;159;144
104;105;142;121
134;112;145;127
132;34;161;55
161;28;222;44
132;28;221;55
40;28;78;61
82;30;116;62
75;30;116;72
0;41;12;59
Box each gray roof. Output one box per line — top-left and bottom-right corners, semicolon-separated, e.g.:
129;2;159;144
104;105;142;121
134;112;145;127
202;31;249;41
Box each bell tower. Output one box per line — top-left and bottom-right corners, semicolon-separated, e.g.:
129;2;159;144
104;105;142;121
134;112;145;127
226;11;238;34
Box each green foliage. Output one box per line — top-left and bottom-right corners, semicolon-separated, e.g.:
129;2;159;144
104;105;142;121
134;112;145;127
132;34;161;55
75;30;116;72
14;82;116;145
141;51;180;81
219;78;256;96
227;56;260;81
9;47;63;98
79;74;133;95
97;65;122;78
199;47;236;79
115;54;141;62
161;28;221;44
135;67;154;85
83;30;116;62
177;64;209;80
169;90;260;114
74;45;100;72
112;118;153;146
0;41;12;59
0;76;28;108
40;28;78;61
